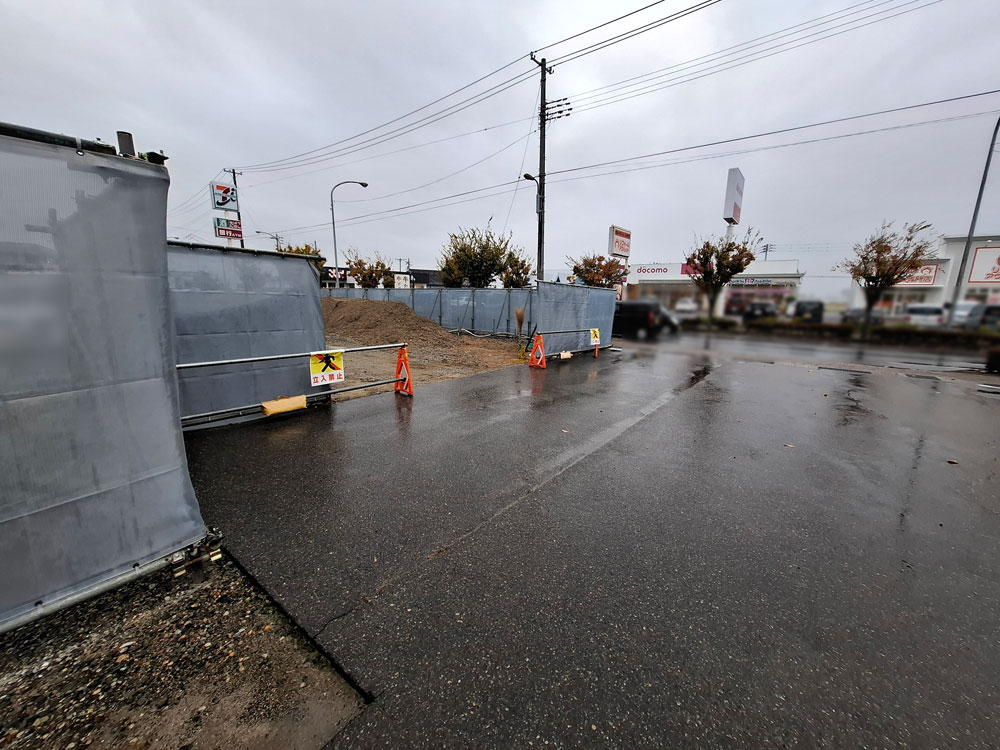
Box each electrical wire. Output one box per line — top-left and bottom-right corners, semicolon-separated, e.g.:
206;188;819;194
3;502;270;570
549;87;1000;177
236;56;530;170
549;0;721;65
566;0;886;101
240;117;534;190
336;132;533;203
531;0;672;54
503;83;542;234
288;106;996;234
566;0;942;117
235;0;721;175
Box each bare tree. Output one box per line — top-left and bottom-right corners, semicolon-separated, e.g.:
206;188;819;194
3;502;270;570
835;221;935;339
684;229;761;329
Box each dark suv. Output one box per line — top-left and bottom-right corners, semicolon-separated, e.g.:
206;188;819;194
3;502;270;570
613;299;677;339
742;301;779;322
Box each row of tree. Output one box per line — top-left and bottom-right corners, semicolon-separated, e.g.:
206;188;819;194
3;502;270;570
287;221;937;338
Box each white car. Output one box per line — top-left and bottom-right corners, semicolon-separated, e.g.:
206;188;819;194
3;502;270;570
673;298;699;314
904;304;944;328
948;300;978;327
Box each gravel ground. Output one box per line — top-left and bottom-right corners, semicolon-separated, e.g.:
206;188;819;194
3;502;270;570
0;556;363;750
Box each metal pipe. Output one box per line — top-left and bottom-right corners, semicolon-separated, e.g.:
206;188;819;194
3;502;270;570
177;343;407;370
307;378;403;400
180;377;407;426
536;328;595;335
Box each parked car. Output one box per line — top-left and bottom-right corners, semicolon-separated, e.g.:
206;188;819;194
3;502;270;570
947;300;979;327
792;300;824;323
672;297;699;319
742;301;779;322
841;307;886;326
613;299;670;339
962;303;1000;332
658;304;680;334
903;304;945;328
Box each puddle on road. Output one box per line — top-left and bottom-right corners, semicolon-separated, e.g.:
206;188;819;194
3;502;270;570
835;373;886;425
673;363;713;393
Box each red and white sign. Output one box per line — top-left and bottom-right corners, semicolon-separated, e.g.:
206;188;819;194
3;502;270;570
897;264;938;286
608;225;631;258
213;217;243;239
723;167;744;225
969;246;1000;284
210;183;239;211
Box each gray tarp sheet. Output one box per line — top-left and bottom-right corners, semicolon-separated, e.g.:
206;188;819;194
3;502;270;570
321;283;612;348
168;242;325;419
0;133;205;630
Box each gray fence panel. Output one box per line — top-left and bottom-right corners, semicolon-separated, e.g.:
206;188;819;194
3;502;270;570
318;284;605;346
535;282;615;353
0;133;205;630
168;244;325;419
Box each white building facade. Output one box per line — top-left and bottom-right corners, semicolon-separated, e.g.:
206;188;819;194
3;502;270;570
628;259;804;316
848;233;1000;315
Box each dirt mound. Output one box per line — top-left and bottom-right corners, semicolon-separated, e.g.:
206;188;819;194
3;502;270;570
322;297;459;348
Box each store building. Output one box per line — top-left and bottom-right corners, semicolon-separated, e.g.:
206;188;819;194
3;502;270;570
847;233;1000;315
628;259;804;316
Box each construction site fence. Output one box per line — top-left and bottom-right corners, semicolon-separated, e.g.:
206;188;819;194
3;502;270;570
168;241;326;427
0;126;205;632
321;282;615;351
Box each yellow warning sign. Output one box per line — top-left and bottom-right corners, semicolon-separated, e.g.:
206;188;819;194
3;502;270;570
590;328;601;346
310;350;345;387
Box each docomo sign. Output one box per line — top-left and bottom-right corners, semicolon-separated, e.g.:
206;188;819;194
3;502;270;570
723;167;744;225
608;225;631;257
629;263;696;281
969;246;1000;284
897;264;938;286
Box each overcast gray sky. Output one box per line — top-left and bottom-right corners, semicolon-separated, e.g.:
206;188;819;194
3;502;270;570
3;0;999;299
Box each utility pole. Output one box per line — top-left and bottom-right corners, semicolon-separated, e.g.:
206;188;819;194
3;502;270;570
531;54;551;282
948;113;1000;326
223;168;245;248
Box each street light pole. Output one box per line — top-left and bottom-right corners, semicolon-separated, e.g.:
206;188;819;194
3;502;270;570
330;180;369;288
948;113;1000;326
255;230;283;252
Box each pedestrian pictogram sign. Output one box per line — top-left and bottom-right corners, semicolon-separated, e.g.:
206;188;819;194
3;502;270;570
590;328;601;345
310;350;344;386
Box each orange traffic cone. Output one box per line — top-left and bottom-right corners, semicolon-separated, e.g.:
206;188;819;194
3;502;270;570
528;334;546;369
394;347;414;396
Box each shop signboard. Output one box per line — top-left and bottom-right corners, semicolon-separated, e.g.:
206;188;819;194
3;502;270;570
969;247;1000;284
897;264;938;286
608;225;631;258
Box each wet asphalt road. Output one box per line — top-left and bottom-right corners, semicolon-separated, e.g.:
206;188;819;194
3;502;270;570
659;331;986;371
185;344;1000;748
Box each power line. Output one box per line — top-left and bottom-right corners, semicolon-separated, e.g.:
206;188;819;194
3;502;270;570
503;83;542;234
532;0;672;54
277;105;995;235
566;0;943;117
548;110;997;186
549;0;721;65
240;117;534;190
235;0;722;175
236;56;530;170
549;88;1000;177
565;0;892;103
336;132;533;203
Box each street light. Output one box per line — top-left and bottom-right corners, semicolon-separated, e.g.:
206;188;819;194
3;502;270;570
330;180;369;288
255;230;283;251
523;173;543;281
